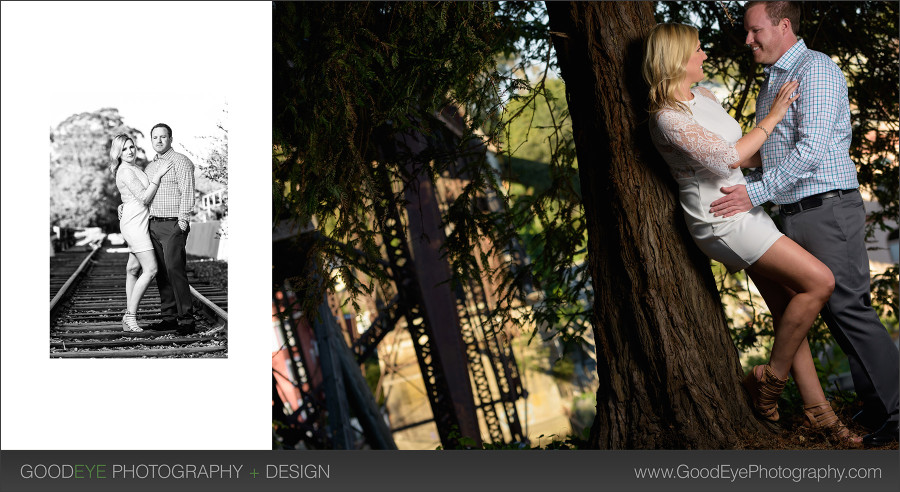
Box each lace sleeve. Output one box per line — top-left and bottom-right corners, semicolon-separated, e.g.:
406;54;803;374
117;167;157;205
654;109;739;178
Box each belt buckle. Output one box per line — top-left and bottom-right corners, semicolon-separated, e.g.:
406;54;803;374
802;196;823;210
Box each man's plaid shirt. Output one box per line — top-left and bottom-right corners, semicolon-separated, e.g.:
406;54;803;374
746;39;858;206
145;148;195;223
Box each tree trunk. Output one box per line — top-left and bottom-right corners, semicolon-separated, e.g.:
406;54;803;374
547;1;768;448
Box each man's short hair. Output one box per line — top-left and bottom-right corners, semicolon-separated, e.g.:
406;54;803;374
151;123;173;139
745;1;801;35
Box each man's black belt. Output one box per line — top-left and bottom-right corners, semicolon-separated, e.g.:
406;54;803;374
779;189;858;216
149;216;178;222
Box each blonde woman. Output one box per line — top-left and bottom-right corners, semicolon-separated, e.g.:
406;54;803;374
110;134;173;332
643;23;857;444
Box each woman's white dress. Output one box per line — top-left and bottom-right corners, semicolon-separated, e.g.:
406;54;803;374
115;165;154;253
650;86;782;272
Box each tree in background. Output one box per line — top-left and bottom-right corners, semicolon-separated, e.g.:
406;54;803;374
273;0;897;448
183;103;229;238
50;108;145;231
503;77;574;166
273;1;543;313
547;1;763;448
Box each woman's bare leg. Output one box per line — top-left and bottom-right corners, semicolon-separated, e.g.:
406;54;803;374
127;250;159;315
125;253;140;312
745;236;834;380
791;338;829;403
745;272;828;405
746;239;857;442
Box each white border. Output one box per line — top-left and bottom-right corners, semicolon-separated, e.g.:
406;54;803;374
1;2;271;450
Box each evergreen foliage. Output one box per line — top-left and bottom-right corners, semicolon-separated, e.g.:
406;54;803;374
50;108;145;230
181;105;229;235
272;1;587;333
273;0;897;352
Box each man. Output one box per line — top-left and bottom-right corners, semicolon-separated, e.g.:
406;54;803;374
144;123;197;335
710;1;898;446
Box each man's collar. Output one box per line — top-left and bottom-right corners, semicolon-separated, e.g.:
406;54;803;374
156;148;175;160
764;39;807;73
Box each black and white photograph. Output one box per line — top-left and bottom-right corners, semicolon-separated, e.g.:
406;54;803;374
50;100;229;358
3;1;269;451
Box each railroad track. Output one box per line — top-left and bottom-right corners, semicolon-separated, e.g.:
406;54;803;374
50;246;100;306
50;244;228;358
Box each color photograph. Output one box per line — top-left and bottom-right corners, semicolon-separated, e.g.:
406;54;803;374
271;1;898;451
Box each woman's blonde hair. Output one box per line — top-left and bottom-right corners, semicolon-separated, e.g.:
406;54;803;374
109;133;133;177
642;23;699;114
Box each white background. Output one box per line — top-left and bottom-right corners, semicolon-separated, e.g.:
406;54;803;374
48;91;229;164
1;2;272;450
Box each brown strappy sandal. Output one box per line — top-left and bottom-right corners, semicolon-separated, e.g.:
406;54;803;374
802;402;862;446
742;364;788;422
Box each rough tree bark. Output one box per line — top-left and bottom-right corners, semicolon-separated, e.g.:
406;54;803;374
546;1;768;448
